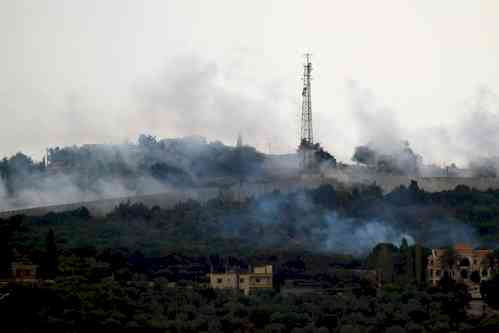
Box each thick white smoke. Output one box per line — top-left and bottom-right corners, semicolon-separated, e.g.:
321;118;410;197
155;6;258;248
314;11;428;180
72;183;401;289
0;178;9;210
0;172;171;211
322;213;415;256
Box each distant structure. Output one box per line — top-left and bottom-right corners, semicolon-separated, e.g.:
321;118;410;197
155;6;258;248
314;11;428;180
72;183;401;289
298;54;317;170
301;53;313;146
208;265;273;295
427;244;493;298
236;133;243;148
9;262;38;283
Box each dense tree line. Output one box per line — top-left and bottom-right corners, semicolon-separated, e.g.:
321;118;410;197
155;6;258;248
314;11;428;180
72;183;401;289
2;181;499;262
2;183;499;330
0;135;265;201
2;271;498;332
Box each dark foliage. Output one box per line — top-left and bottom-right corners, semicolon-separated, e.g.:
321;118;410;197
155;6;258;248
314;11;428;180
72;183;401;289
0;281;478;333
0;135;266;201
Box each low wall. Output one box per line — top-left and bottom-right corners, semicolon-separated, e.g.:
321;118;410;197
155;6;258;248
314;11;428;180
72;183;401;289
357;175;499;193
0;188;221;219
2;176;499;219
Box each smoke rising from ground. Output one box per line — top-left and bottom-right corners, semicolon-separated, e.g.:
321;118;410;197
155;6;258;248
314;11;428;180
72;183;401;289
0;168;169;211
324;214;479;256
347;82;499;172
0;58;498;256
133;56;297;154
218;188;482;256
323;215;415;255
0;135;267;211
3;53;499;172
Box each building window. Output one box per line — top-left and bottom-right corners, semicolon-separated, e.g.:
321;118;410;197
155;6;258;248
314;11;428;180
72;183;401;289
217;278;223;284
240;278;245;283
255;278;261;283
436;270;441;277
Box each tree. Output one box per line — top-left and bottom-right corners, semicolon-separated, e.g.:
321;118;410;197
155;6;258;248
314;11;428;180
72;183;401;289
352;145;377;165
138;134;158;149
440;247;457;272
414;243;425;283
45;229;58;278
399;238;414;283
470;270;481;284
311;184;337;209
0;218;22;277
367;243;399;283
481;273;499;309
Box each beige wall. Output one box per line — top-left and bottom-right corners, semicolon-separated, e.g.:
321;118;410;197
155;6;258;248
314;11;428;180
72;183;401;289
427;246;492;298
208;266;273;295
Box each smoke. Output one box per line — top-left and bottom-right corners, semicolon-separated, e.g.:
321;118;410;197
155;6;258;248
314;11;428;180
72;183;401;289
0;53;297;162
456;87;499;157
323;214;415;256
216;188;483;256
422;218;480;249
320;214;479;256
134;55;296;153
0;178;8;208
352;141;422;176
0;134;270;211
2;56;499;220
0;170;170;211
347;80;404;156
347;81;499;174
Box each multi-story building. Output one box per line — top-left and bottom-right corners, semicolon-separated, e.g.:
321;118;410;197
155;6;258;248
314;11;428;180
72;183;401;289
9;262;39;284
427;244;492;298
208;265;273;295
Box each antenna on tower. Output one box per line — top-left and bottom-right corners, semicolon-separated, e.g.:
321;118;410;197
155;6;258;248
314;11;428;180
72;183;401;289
301;53;313;145
236;133;243;148
298;53;316;171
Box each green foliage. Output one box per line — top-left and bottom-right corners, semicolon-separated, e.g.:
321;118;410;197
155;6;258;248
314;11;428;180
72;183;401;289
1;135;267;199
44;229;58;278
2;182;499;331
0;281;477;332
478;315;499;333
481;273;499;309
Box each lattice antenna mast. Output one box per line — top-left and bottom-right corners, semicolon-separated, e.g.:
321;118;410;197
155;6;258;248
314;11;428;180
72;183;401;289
301;53;313;145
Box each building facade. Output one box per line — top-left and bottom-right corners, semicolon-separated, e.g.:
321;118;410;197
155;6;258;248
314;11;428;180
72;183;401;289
10;262;38;282
427;244;492;298
208;265;273;295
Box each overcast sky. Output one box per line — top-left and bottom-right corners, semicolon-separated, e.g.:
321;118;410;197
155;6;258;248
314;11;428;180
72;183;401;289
1;0;498;165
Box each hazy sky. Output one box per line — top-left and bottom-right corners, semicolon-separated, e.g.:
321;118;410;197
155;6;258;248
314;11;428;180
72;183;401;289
1;0;498;165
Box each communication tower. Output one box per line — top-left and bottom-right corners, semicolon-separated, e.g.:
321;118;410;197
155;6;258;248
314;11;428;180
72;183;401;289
298;54;317;171
301;53;313;145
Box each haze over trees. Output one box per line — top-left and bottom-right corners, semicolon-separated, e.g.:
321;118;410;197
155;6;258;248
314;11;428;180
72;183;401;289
2;182;499;331
2;174;499;330
3;137;499;330
352;141;423;176
0;135;267;209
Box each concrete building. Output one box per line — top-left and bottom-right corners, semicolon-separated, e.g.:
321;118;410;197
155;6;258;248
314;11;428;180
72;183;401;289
208;265;273;295
427;244;492;298
10;262;38;282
